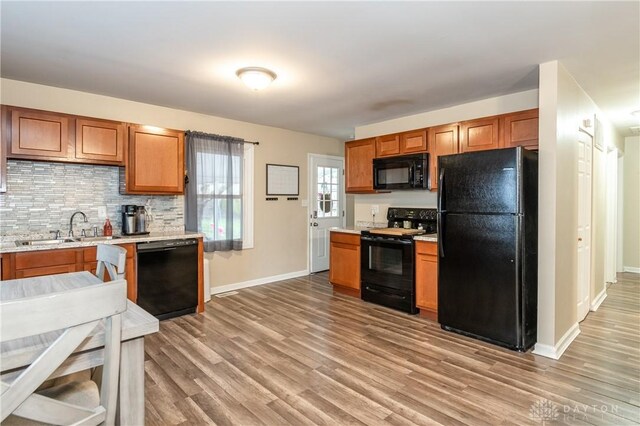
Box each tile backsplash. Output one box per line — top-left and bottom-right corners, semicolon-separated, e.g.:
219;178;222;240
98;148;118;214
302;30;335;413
0;160;184;238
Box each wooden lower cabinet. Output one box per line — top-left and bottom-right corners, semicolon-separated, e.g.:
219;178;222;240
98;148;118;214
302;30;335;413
329;231;360;294
415;241;438;321
1;244;137;302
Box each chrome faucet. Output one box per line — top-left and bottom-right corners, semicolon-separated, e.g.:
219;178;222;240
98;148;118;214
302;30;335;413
69;211;88;237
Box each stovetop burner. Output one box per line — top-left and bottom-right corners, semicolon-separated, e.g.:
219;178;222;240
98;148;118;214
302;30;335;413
386;207;437;234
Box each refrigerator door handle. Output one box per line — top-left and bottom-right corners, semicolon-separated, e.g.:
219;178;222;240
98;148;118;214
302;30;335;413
438;212;445;258
438;167;445;212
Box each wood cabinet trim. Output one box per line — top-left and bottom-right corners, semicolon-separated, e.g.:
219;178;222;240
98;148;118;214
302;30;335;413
415;241;438;318
0;106;7;193
126;124;185;194
75;118;126;165
459;116;501;153
400;129;428;154
501;108;539;149
10;108;71;159
375;134;401;158
345;138;376;193
427;123;459;191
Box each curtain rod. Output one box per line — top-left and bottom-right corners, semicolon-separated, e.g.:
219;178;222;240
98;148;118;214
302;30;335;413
184;131;259;146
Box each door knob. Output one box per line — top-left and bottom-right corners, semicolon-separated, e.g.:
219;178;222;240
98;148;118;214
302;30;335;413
578;237;583;241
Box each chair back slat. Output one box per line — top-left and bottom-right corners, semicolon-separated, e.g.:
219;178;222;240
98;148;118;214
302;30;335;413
1;280;127;342
95;245;127;282
1;320;99;420
1;277;126;425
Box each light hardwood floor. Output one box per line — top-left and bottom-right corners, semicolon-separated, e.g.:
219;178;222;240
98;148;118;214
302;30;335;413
144;273;640;425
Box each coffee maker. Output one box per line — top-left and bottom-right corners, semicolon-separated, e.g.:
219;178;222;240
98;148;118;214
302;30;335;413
121;205;149;235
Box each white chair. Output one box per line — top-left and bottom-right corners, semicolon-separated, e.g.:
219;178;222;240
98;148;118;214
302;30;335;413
1;280;127;425
95;244;127;282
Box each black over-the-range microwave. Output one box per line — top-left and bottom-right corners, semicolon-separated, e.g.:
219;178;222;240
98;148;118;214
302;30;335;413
373;153;429;190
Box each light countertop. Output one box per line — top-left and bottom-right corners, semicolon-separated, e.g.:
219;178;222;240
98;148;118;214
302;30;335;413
330;227;438;242
0;231;204;254
413;234;438;242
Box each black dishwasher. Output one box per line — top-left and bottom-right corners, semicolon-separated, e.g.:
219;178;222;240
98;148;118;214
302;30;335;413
137;239;198;320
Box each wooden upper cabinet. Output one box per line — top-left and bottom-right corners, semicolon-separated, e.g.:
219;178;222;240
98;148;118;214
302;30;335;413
459;116;500;153
427;124;459;191
125;125;185;194
3;106;127;166
501;109;539;150
9;108;70;160
75;118;125;165
376;134;401;157
400;129;427;154
0;107;6;193
345;138;376;193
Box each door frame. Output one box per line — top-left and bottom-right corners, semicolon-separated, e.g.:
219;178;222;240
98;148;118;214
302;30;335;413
577;127;593;322
307;154;346;273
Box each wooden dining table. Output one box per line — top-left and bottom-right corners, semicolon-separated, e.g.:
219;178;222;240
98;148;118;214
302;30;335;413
0;271;159;425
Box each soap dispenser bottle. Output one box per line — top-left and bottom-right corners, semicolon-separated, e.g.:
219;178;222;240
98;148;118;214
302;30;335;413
103;218;113;237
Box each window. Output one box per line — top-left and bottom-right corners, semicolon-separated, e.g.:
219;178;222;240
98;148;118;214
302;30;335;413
185;132;253;251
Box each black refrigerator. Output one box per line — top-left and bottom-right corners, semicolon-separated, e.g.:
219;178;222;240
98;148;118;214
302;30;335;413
437;147;538;351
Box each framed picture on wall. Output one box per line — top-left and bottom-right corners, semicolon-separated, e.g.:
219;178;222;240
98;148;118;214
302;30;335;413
266;164;299;196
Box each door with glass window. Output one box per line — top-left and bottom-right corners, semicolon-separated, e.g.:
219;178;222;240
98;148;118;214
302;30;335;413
309;155;344;273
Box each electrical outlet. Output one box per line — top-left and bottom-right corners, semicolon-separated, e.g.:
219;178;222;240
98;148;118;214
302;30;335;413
97;206;107;220
371;205;379;215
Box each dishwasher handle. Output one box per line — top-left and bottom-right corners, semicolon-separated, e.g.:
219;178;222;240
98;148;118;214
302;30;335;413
137;238;198;252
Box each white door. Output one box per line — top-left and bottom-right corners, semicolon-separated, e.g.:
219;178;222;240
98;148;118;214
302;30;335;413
577;130;593;322
309;155;344;273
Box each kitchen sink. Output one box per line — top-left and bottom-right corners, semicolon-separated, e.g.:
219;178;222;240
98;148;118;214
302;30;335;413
14;235;121;247
74;236;122;242
15;238;78;246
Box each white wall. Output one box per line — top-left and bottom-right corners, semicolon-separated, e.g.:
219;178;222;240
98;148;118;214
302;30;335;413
0;78;344;288
535;61;624;359
623;136;640;272
355;89;539;139
617;155;625;272
351;89;539;222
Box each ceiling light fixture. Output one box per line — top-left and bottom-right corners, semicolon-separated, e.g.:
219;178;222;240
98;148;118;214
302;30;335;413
632;109;640;117
236;67;277;91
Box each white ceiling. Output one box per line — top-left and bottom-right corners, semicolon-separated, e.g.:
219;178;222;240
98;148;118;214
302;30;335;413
1;1;638;140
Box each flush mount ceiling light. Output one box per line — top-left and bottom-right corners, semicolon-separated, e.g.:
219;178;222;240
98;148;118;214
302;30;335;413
236;67;277;91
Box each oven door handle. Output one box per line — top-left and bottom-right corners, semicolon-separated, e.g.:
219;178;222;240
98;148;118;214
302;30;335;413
361;236;413;245
365;286;407;300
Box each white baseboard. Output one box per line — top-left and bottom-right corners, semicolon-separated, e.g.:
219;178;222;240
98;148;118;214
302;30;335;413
623;266;640;273
590;288;607;311
532;322;581;360
211;269;309;295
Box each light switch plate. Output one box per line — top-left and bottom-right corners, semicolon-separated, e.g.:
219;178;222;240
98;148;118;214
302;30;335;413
97;206;107;220
371;205;379;215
